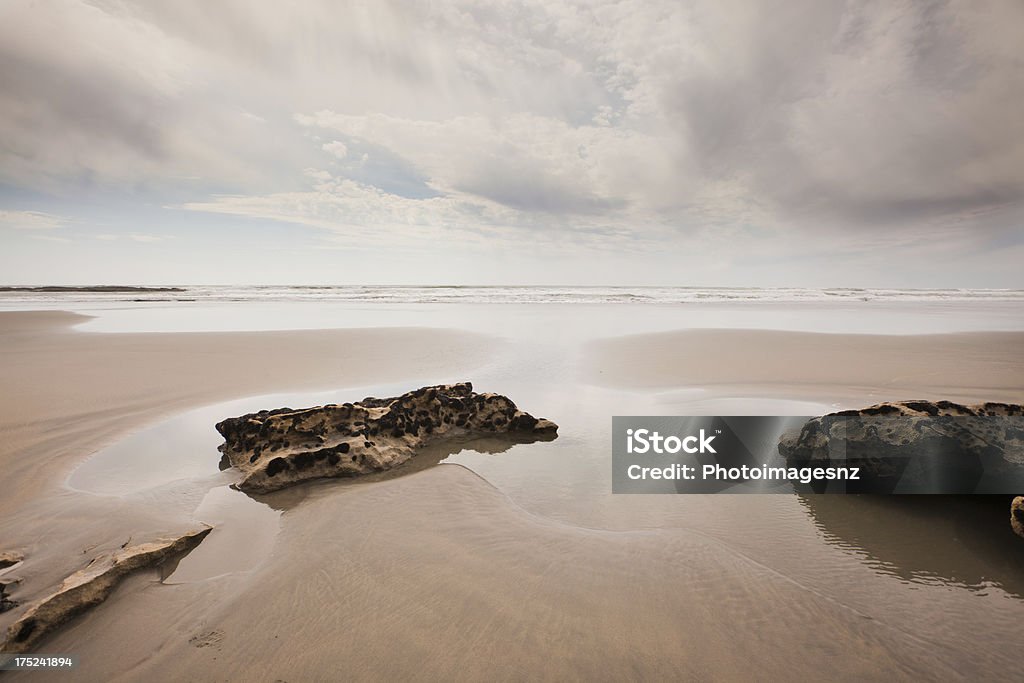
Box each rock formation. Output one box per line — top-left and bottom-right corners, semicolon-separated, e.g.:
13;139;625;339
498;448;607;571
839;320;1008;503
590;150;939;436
0;552;21;618
1;528;210;654
0;552;23;614
779;400;1024;536
216;382;558;493
779;400;1024;489
0;581;16;614
1012;497;1024;540
0;552;22;570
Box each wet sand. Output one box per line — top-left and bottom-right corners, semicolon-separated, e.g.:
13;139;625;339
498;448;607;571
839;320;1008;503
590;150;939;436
24;468;969;681
0;310;497;657
0;311;495;512
584;327;1024;404
2;310;1024;681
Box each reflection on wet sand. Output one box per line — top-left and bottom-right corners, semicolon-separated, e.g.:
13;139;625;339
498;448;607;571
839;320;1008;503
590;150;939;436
168;434;549;581
68;379;554;584
249;432;556;512
800;494;1024;597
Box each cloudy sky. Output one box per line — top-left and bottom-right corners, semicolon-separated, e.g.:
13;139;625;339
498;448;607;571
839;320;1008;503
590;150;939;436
1;0;1022;286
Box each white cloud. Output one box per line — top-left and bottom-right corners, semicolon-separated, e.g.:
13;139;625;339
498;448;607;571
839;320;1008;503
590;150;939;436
185;177;527;247
297;111;680;215
322;141;348;159
91;233;171;243
29;234;71;243
183;172;667;255
1;0;1023;284
0;210;67;230
6;0;1021;232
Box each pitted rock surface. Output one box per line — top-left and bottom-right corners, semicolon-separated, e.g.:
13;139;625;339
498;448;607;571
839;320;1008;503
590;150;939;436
779;400;1024;474
1012;497;1024;540
216;382;558;492
778;400;1024;536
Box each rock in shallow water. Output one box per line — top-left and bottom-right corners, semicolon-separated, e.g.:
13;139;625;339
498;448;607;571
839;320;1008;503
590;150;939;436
1;528;211;654
0;552;24;614
216;382;558;493
1012;497;1024;540
0;552;22;570
778;400;1024;537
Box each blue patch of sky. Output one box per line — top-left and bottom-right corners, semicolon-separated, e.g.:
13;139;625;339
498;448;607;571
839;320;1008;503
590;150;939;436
325;137;442;200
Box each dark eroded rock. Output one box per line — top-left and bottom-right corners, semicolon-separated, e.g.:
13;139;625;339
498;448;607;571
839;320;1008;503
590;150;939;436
0;580;18;614
779;401;1024;487
1;528;211;654
779;400;1024;537
216;382;558;492
0;552;24;614
1012;496;1024;540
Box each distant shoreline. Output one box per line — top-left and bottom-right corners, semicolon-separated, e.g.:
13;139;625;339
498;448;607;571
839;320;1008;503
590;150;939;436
0;285;186;293
1;284;1022;305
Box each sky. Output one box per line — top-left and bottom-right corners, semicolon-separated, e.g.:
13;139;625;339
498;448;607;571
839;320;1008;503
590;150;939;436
0;0;1022;287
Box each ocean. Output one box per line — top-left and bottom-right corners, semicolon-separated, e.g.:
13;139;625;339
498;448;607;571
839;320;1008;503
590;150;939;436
2;284;1023;305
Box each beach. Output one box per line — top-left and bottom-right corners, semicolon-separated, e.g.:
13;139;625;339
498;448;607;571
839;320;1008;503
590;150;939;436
2;300;1024;681
5;1;1023;678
